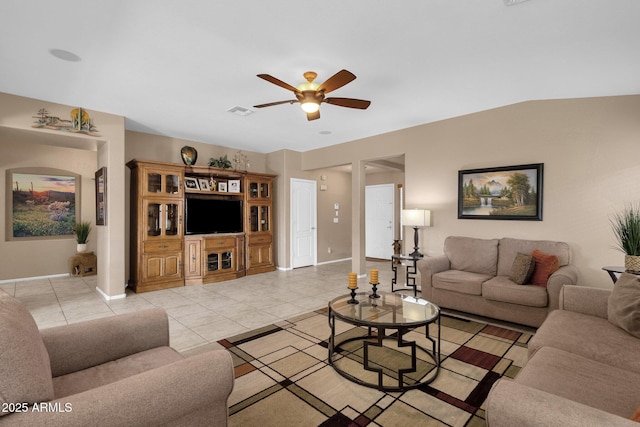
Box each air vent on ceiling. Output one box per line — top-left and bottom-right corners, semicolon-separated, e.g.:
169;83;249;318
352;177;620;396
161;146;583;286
227;106;255;116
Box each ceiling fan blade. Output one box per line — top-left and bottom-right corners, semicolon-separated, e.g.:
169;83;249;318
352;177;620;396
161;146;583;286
317;69;356;94
325;97;371;109
257;74;300;93
306;111;320;121
253;100;298;108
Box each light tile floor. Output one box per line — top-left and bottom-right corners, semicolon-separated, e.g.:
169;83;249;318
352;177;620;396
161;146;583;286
2;259;405;353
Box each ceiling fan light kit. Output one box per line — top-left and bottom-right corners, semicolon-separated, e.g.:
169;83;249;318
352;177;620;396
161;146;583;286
254;69;371;121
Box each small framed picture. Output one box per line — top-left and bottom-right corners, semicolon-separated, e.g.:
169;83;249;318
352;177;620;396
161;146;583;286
184;177;200;190
218;182;228;192
228;179;241;193
95;167;107;226
198;178;210;191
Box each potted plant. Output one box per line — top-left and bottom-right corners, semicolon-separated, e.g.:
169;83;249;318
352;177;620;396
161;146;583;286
610;202;640;273
74;221;92;253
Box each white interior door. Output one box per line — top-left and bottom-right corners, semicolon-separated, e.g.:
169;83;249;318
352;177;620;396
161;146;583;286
291;178;317;268
365;184;395;259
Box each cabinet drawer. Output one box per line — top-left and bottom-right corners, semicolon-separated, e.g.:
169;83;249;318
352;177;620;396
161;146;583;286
205;236;237;249
143;240;183;253
248;234;272;245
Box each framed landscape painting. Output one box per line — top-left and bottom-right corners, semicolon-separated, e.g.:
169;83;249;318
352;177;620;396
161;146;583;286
7;168;80;239
458;163;543;220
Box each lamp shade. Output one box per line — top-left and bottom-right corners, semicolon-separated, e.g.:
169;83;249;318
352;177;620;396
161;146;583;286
402;209;431;227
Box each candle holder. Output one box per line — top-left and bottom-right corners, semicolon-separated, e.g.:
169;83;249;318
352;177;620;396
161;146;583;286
348;287;359;304
370;281;380;299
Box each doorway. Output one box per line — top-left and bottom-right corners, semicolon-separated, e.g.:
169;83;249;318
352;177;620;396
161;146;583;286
365;183;395;260
291;178;317;268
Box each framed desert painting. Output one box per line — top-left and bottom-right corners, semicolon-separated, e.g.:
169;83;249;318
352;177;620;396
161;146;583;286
458;163;543;220
7;168;80;239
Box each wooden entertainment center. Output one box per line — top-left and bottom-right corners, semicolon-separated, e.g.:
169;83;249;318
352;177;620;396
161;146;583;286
127;159;276;293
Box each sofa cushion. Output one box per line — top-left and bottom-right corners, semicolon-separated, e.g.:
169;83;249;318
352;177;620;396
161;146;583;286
0;289;54;413
496;238;571;277
482;276;548;307
529;309;640;374
432;270;491;296
509;252;535;285
530;250;560;287
515;346;640;419
444;236;499;275
53;346;183;399
608;273;640;339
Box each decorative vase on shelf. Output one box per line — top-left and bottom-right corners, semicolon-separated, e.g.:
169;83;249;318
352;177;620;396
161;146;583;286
625;255;640;274
180;146;198;166
77;243;87;253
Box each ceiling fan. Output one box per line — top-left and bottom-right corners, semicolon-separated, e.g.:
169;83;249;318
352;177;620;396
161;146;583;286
253;69;371;121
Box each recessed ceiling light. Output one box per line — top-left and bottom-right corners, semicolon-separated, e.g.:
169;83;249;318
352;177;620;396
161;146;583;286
319;130;332;135
227;106;255;116
49;49;81;62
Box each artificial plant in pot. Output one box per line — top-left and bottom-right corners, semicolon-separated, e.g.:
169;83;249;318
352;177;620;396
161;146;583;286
74;221;92;253
610;202;640;273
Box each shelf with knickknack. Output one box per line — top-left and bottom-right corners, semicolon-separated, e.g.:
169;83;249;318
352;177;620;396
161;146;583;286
183;166;244;197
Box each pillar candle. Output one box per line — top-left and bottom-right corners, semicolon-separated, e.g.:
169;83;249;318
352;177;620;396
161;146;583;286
348;272;358;289
370;269;378;284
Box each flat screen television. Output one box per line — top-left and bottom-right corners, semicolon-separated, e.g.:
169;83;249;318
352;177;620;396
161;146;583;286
185;196;243;235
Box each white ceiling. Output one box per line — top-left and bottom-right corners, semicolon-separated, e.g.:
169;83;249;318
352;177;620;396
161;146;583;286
1;1;639;154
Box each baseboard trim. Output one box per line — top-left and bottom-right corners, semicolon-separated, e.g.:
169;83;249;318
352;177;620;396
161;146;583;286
0;273;68;285
95;286;126;301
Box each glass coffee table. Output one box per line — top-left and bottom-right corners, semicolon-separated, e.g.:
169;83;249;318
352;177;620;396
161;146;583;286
328;291;440;391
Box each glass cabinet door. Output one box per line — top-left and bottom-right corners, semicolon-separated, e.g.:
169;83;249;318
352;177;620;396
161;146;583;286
165;203;179;235
248;179;270;199
145;170;181;195
221;252;232;270
147;203;161;236
207;253;219;272
259;182;269;198
249;205;270;232
147;173;162;194
145;201;181;238
166;174;180;194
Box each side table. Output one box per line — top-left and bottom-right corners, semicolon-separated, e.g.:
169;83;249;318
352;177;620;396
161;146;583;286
602;266;640;284
391;254;422;297
69;252;97;277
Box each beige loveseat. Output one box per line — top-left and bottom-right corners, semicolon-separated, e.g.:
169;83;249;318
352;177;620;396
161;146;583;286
486;276;640;426
0;289;234;426
417;236;578;327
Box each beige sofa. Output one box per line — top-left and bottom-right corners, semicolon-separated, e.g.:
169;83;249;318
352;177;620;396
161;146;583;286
417;236;578;327
0;289;234;426
486;278;640;426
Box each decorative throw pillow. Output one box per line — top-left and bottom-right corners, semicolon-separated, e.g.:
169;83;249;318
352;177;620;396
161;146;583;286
631;406;640;422
530;250;560;287
608;273;640;339
510;252;536;285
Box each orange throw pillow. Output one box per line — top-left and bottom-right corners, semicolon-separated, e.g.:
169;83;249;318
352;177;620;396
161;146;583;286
530;250;560;287
631;406;640;422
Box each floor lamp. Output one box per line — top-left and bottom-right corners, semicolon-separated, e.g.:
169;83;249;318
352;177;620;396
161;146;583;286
402;209;431;258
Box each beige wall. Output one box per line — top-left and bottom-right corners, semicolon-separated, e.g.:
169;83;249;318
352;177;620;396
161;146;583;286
4;92;638;292
299;95;640;288
0;92;126;297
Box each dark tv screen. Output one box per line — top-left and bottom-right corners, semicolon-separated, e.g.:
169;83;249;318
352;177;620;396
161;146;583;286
185;196;243;235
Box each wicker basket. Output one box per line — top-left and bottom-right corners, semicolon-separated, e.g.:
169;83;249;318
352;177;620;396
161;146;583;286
625;255;640;274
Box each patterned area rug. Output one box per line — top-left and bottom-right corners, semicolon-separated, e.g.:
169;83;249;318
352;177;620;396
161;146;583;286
219;308;532;427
